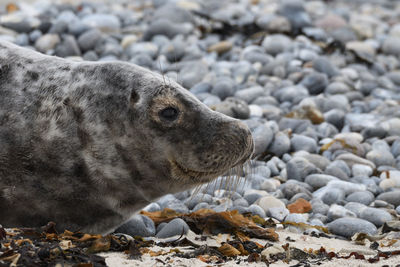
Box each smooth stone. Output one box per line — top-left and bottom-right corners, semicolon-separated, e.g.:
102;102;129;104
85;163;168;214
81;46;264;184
325;82;350;94
376;191;400;207
305;174;338;190
82;14;121;32
34;34;60;53
396;206;400;215
248;204;266;218
344;202;367;217
312;57;339;77
327;204;357;221
286;157;320;181
269;131;291;157
328;218;377;238
346;191;374;206
281;181;312;199
382;118;400;136
261;245;285;259
153;4;194;23
253;165;272;178
115;215;155;237
352;164;373;177
211;78;235;100
185;194;213;209
335;153;376;169
261;34;292;56
268;207;289;221
233;198;249;207
325;180;367;195
379;179;398;191
234;86;265;104
78;28;102;52
366;150;395;167
144;19;191;40
300;72;328;95
256;195;286;213
291;135;317;153
302;154;330;170
391;139;400;158
192;202;210;212
360;207;392;227
179;61;208;88
260;179;277;192
142;203;161;212
284;213;307;223
311;201;329;215
126;42;158;58
252;124;274;156
321;188;345;205
156;218;189;238
278;0;312;30
382;36;400;56
55;35;81;57
243;193;263;205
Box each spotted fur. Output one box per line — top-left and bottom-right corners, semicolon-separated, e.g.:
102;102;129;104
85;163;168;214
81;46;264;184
0;41;254;234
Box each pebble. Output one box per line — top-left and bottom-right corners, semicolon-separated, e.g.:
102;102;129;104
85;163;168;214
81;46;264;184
256;195;286;213
156;218;189;238
304;174;338;190
328;218;377;238
346;191;374;206
376;191;400;207
268;131;291;157
34;34;60;53
114;215;155;237
360;207;392;227
327;204;357;221
82;14;121;32
291;134;317;153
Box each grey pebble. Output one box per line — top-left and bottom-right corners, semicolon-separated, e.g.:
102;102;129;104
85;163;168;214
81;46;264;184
360;207;392;227
156;218;189;238
328;217;377;238
115;215;155;237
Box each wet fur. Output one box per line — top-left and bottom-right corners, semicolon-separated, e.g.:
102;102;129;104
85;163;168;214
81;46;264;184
0;41;253;234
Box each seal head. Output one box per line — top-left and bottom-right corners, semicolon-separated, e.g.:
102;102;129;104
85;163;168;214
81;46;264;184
0;41;253;233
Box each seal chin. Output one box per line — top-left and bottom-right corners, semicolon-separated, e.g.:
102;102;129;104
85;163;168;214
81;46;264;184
170;159;227;182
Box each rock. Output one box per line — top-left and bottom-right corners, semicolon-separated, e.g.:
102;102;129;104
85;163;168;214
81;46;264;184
256;195;286;213
300;72;328;95
82;14;121;32
352;164;373;177
335;153;376;169
185;194;213;210
179;61;208;89
287;198;312;213
344;202;367;217
311;200;329;215
376;191;400;207
360;207;392;227
261;245;285;259
34;34;60;53
281;181;312;199
382;36;400;56
251;124;274;156
126;42;158;59
142;203;161;212
115;215;155;237
325;82;350;94
321;188;345;205
284;213;307;223
305;174;338;190
211;77;235;100
291;135;317;153
261;34;292;56
55;35;81;57
143;19;191;40
268;207;290;221
208;41;232;54
78;29;102;52
247;204;266;218
286;157;320;181
346;191;374;206
268;131;291;157
302;154;330;170
153;3;194;23
156;218;189;238
327;204;357;221
315;14;347;32
234;86;265;104
327;218;377;238
278;0;312;31
366;150;395;167
233;198;249;207
312;57;339;77
260;179;277;192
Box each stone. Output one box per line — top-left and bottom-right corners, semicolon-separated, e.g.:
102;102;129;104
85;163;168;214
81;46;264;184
321;188;345;205
207;41;232;54
78;29;102;52
360;207;392;227
305;174;338;190
34;34;60;53
234;86;265;104
268;207;290;221
300;72;328;95
115;215;155;237
179;61;208;89
256;195;286;213
346;191;374;206
352;164;373;177
376;191;400;207
327;218;377;238
382;36;400;56
251;124;274;156
185;194;213;210
344;202;367;217
261;34;292;56
284;213;307;223
247;204;266;218
312;57;339;77
287;198;311;213
156;218;189;238
286;157;320;181
82;14;121;32
268;132;291;157
143;19;191;40
327;204;357;221
366;150;395;167
335;153;376;169
278;0;312;31
291;135;317;153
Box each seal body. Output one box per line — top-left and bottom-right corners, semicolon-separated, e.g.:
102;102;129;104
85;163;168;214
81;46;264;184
0;41;254;234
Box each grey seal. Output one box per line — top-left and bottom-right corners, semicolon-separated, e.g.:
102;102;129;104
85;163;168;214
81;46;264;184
0;41;254;234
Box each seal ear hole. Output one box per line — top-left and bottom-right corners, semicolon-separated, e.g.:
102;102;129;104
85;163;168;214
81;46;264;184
130;90;139;105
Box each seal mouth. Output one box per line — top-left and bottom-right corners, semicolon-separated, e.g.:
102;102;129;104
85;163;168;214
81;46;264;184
170;159;225;181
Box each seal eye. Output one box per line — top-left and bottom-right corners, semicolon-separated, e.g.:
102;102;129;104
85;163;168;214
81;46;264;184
159;107;179;121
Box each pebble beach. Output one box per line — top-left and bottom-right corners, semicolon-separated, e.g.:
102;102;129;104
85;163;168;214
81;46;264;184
1;0;400;265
